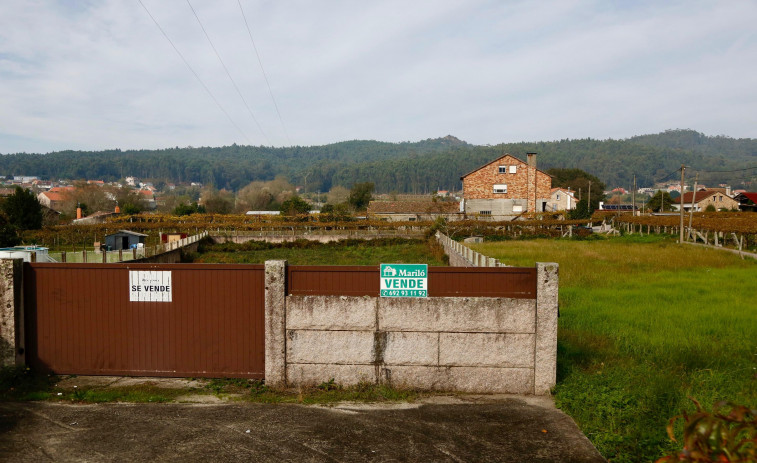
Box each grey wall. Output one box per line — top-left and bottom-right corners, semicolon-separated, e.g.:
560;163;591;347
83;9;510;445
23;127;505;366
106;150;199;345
265;260;558;395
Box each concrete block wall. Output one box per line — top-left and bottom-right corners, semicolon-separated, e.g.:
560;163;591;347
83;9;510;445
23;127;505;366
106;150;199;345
265;260;558;395
435;232;506;268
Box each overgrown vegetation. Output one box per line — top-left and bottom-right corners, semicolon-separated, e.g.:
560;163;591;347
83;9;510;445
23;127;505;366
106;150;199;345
191;238;448;266
471;235;757;462
0;369;421;405
656;398;756;463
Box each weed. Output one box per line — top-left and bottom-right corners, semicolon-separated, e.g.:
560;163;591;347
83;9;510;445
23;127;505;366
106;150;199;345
193;238;448;266
0;366;56;401
317;378;339;391
656;398;756;463
473;236;757;462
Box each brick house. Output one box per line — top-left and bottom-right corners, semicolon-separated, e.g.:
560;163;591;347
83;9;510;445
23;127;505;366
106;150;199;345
673;190;739;212
460;153;552;218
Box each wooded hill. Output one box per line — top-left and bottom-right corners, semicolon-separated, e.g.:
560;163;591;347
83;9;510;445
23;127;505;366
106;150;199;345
1;130;755;192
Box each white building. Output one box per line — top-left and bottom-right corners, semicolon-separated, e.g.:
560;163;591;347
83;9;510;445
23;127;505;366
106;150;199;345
546;188;577;211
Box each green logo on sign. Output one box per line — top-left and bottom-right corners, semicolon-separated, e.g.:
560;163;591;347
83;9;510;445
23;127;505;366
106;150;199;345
380;264;428;297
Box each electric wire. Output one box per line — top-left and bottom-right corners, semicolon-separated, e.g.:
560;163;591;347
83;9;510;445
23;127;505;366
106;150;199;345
654;167;684;183
137;0;251;144
186;0;269;144
690;165;757;174
237;0;290;145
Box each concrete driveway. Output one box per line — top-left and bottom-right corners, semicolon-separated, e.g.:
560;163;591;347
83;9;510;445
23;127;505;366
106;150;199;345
0;396;604;462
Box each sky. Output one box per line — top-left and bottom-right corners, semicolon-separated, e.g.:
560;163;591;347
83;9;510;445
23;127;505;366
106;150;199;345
1;0;756;154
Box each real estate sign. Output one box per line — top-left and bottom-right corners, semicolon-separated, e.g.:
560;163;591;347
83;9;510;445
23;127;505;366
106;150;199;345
129;270;172;302
380;264;427;297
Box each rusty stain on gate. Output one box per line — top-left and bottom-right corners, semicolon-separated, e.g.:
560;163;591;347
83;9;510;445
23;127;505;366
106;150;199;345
24;263;265;378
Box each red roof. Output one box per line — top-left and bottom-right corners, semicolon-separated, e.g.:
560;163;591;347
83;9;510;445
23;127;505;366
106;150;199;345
673;191;717;204
41;191;66;201
736;192;757;203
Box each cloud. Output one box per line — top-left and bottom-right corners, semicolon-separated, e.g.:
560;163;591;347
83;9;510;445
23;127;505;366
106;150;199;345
0;0;756;154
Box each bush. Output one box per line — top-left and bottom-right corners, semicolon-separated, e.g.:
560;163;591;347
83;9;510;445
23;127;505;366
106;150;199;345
279;196;310;216
656;398;756;463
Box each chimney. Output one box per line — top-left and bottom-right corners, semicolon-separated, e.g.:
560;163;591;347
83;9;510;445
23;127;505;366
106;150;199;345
76;207;82;219
527;152;537;168
726;186;731;197
115;204;121;214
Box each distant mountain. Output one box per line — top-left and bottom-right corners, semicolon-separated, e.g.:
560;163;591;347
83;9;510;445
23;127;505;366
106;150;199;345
1;131;755;193
628;129;757;161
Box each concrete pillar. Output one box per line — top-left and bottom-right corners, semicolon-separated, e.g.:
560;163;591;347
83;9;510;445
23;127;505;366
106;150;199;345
0;259;24;367
534;262;559;395
265;260;287;388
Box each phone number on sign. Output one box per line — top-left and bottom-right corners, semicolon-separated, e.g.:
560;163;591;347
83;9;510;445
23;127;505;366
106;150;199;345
380;289;427;297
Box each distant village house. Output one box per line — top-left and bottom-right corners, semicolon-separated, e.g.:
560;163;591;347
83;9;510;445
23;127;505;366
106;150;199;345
460;153;551;219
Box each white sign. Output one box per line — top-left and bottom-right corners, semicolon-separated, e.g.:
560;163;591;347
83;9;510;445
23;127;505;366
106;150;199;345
129;271;172;302
380;264;428;297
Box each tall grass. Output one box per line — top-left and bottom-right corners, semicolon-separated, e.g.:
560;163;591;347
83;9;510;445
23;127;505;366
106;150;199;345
472;235;757;462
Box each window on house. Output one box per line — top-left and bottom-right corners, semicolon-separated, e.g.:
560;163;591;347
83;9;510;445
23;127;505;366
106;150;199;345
493;184;507;194
509;165;517;174
556;194;560;200
498;166;507;174
479;210;492;215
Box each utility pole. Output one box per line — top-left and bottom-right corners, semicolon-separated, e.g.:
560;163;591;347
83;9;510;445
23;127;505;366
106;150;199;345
688;173;699;241
632;175;636;216
588;181;592;214
679;164;685;243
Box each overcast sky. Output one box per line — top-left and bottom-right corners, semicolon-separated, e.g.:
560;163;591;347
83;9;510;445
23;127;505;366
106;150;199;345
1;0;756;154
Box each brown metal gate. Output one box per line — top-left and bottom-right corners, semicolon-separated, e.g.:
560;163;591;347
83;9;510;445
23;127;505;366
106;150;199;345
23;263;265;378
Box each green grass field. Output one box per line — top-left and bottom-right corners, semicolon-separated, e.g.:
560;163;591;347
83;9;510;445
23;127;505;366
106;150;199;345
471;234;757;462
191;238;449;266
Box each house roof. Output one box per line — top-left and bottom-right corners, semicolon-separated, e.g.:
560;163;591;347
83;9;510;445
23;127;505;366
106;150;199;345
673;191;718;204
735;192;757;204
106;229;148;237
460;154;551;180
550;187;574;196
367;200;460;214
41;191;66;201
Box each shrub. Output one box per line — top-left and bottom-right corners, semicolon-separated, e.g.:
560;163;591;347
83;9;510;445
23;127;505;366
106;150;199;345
656;398;756;463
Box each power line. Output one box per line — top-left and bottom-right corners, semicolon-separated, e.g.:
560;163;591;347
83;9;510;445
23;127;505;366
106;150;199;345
237;0;290;145
654;167;684;183
691;165;757;174
186;0;269;144
137;0;251;144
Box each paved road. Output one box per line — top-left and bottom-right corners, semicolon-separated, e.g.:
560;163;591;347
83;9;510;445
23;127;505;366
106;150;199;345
0;397;605;462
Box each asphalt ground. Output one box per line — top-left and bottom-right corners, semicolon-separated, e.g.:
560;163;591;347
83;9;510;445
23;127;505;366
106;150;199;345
0;395;605;462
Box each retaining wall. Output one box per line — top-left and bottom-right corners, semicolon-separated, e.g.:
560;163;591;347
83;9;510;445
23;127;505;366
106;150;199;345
265;260;558;394
435;232;507;267
212;229;425;244
133;232;207;264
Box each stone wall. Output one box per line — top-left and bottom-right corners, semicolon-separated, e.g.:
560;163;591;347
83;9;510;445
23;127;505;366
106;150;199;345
0;259;24;367
265;260;558;395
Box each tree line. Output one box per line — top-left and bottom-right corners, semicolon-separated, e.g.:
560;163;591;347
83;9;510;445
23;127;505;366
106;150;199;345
1;130;755;193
